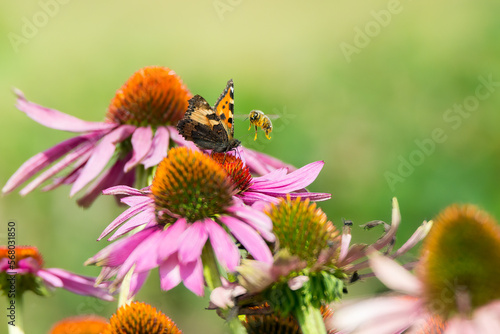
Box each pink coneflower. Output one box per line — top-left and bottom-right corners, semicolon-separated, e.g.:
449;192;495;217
210;153;330;205
332;204;500;334
86;147;275;297
0;246;112;300
3;66;193;207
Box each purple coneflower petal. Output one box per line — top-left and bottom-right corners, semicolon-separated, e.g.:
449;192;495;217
109;209;156;241
87;227;158;267
3;134;98;194
15;89;116;132
229;206;275;242
391;220;433;259
178;221;208;264
285;192;331;201
98;199;153;240
368;251;422;295
142;126;170;169
333;296;421;334
338;224;352;264
129;271;150;299
42;268;114;301
239;191;280;205
205;219;240;271
124;126;153;172
241;147;296;176
158;219;187;260
472;302;500;334
119;195;153;207
250;161;324;193
117;229;163;277
221;216;273;264
19;141;96;196
76;153;130;208
180;258;204;296
37;269;64;287
103;185;147;196
446;318;476;334
159;255;182;291
70;125;136;196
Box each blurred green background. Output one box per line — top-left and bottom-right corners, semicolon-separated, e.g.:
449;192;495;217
1;0;500;332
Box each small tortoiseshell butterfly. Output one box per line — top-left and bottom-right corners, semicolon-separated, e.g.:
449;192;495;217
177;79;241;153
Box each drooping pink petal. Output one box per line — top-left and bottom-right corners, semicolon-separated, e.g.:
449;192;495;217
338;223;352;264
14;89;117;132
42;268;114;301
249;161;324;193
368;251;422;295
157;219;187;260
3;133;99;194
37;269;64;287
128;271;150;299
120;195;153;207
86;227;159;267
109;209;156;241
117;229;163;278
228;206;275;242
391;220;433;258
142;126;170;168
205;219;240;271
70;125;136;196
221;216;273;264
76;153;129;208
238;191;281;205
19;140;96;195
332;296;421;334
180;259;204;296
240;147;296;176
445;318;477;334
124;126;153;172
178;221;208;264
288;276;309;290
103;185;148;196
284;192;331;201
98;199;154;240
159;255;182;291
42;155;88;191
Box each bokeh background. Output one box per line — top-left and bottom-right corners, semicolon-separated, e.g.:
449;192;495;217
1;1;500;332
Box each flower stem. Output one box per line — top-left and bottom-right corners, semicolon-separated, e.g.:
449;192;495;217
117;266;135;308
294;304;326;334
201;243;222;291
7;290;24;334
201;244;247;334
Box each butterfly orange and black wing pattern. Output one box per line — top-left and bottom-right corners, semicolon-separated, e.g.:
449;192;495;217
177;80;240;153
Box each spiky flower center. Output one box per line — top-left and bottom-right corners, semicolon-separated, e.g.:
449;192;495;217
106;66;192;127
212;153;253;193
266;196;339;266
151;148;235;224
0;245;44;269
103;301;182;334
420;204;500;318
49;315;108;334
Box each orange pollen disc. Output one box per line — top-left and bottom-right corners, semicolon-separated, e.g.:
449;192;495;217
0;245;44;268
103;301;183;334
106;66;192;127
49;315;109;334
211;153;253;192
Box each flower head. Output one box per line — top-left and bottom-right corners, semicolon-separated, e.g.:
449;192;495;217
333;204;500;334
3;66;192;207
49;315;108;334
86;147;275;297
0;246;112;300
103;301;182;334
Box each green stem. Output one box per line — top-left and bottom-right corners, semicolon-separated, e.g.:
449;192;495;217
201;243;222;290
201;244;247;334
294;304;326;334
7;289;24;334
117;266;135;308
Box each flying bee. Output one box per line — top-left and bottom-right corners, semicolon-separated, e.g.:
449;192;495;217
247;110;279;141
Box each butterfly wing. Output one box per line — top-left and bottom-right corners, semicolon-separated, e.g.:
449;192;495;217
177;95;229;150
213;79;235;139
